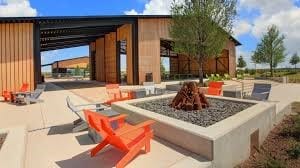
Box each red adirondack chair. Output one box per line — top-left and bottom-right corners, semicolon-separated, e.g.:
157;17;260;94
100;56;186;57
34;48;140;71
104;84;132;105
2;83;29;101
207;81;224;96
84;109;155;168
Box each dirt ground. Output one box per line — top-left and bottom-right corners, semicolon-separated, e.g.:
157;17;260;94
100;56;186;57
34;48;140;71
237;102;300;168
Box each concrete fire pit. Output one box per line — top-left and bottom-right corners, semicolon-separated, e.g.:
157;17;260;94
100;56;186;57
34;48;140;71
112;94;276;168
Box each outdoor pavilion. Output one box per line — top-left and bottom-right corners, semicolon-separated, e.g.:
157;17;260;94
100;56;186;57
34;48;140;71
0;15;241;93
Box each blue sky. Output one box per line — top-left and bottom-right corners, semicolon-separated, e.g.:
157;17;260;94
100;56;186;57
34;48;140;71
1;0;300;71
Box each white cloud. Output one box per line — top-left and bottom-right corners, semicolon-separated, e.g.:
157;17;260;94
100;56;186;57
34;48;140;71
240;0;294;16
240;0;300;56
0;0;37;17
124;0;184;15
124;9;138;15
233;20;252;37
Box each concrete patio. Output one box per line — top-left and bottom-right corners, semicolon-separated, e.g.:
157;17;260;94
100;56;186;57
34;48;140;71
1;80;300;168
0;82;211;168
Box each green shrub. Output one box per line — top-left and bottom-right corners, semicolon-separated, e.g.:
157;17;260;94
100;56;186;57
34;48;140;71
287;143;300;159
223;73;231;80
259;158;286;168
256;147;286;168
280;115;300;140
237;74;244;80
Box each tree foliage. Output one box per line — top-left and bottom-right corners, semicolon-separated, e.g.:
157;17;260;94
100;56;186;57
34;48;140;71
74;65;81;76
237;55;247;68
253;25;286;76
290;53;300;69
170;0;237;84
160;58;166;75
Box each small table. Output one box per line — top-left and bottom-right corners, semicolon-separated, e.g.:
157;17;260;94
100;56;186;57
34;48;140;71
122;88;147;99
131;88;147;98
11;92;32;104
223;89;242;98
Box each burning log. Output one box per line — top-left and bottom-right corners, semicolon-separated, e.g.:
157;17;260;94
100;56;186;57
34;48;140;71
170;82;209;111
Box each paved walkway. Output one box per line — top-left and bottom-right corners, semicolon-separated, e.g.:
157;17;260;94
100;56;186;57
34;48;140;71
1;80;300;168
0;82;211;168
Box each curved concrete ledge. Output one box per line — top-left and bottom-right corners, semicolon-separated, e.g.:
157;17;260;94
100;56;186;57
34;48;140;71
0;126;27;168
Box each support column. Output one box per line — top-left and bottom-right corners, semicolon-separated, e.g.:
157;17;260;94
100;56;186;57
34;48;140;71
33;23;41;87
132;20;139;85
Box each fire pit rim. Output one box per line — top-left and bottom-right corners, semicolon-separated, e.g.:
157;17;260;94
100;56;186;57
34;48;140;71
112;93;275;139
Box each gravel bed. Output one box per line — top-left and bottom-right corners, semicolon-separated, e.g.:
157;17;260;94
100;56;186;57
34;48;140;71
0;133;7;150
132;97;255;127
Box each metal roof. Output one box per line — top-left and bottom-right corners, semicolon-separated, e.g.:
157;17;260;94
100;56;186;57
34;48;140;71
0;15;241;51
0;15;172;23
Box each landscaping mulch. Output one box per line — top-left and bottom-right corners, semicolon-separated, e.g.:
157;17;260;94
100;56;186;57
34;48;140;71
0;133;7;150
132;97;254;127
237;102;300;168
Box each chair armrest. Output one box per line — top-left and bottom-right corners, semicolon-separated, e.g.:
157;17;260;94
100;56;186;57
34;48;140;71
75;103;105;107
108;114;128;122
116;120;155;136
87;107;105;111
109;114;128;128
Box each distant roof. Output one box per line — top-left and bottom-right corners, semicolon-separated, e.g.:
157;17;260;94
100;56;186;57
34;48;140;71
41;56;89;67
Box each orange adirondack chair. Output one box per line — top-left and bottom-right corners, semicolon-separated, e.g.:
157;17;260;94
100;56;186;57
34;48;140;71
84;110;155;168
207;81;224;96
2;83;29;101
104;84;132;105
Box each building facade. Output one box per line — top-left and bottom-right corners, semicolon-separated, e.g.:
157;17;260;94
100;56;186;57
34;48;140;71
0;16;240;93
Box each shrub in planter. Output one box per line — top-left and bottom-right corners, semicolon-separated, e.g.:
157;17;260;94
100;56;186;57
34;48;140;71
255;147;286;168
287;144;300;159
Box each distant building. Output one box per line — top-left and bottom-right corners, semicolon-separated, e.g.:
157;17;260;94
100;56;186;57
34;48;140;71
51;56;89;73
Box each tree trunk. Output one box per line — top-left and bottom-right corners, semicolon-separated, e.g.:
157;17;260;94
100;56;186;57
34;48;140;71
270;64;273;77
270;54;273;77
198;61;204;86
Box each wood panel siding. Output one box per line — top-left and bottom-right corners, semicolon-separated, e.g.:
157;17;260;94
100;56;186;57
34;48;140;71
226;40;236;77
0;23;34;93
105;32;117;83
55;57;89;69
117;24;133;84
138;18;171;84
138;18;237;82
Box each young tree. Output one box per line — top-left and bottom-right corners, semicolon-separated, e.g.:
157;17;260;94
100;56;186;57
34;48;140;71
253;25;286;77
170;0;237;85
74;65;81;76
160;58;166;75
290;53;300;69
237;55;247;69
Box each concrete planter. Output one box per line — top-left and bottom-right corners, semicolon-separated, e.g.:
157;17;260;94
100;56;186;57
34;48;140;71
165;84;182;91
0;126;27;168
112;94;276;168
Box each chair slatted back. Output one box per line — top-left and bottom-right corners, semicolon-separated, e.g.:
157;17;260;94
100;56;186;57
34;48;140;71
20;83;29;92
84;110;128;150
30;85;45;99
251;83;271;100
252;83;271;94
106;84;122;99
208;81;224;89
143;82;155;95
